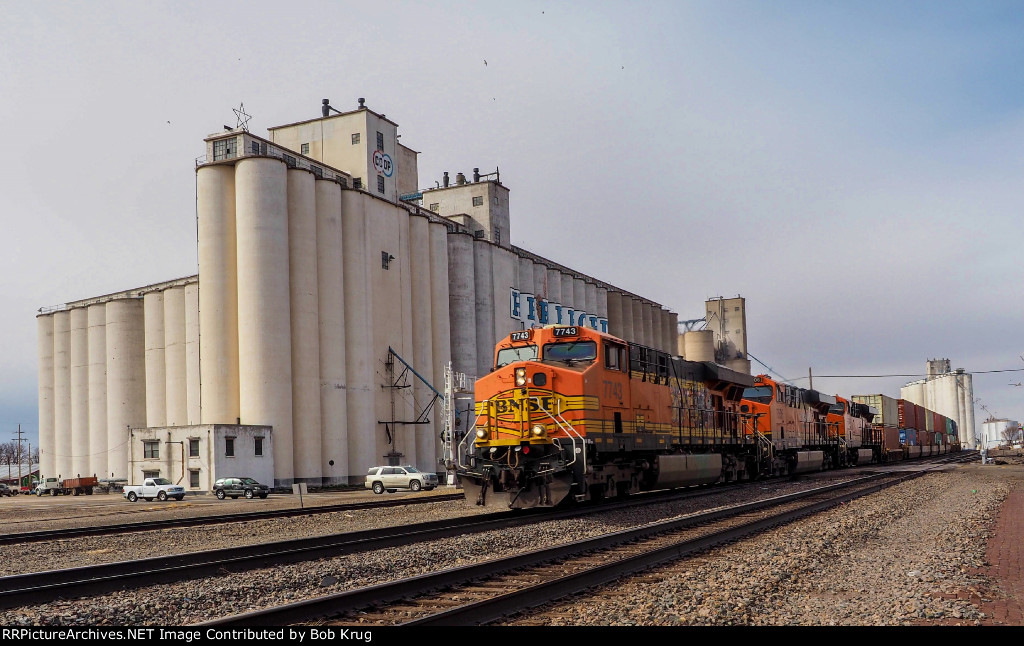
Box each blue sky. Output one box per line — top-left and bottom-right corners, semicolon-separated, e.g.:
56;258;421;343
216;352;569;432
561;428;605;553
1;0;1022;448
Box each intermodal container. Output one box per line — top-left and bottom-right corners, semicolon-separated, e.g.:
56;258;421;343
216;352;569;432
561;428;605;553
898;400;917;431
853;394;898;428
925;410;935;432
933;412;944;435
883;427;901;450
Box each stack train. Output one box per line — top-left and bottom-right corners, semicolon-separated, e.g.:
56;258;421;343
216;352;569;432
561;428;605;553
455;324;961;509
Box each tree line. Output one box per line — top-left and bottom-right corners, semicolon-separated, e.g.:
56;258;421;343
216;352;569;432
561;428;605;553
0;441;39;479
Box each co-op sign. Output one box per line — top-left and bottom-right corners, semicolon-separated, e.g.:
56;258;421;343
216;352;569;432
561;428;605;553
373;150;394;177
509;288;608;333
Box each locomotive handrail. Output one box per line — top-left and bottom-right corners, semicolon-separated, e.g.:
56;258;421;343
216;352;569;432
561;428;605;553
529;395;586;476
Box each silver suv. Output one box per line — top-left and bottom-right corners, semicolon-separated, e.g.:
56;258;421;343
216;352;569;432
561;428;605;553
365;465;438;494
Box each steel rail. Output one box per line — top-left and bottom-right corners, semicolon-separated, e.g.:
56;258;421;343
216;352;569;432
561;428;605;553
0;493;465;545
200;470;926;627
0;479;762;610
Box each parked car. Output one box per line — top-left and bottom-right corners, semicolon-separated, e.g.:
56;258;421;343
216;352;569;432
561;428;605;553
0;483;16;497
364;465;438;494
213;477;270;500
123;478;186;502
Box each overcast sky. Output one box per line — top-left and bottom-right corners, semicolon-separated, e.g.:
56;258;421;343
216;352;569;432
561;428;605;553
2;0;1022;448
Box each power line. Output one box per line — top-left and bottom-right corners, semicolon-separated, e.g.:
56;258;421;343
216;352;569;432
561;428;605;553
787;367;1024;380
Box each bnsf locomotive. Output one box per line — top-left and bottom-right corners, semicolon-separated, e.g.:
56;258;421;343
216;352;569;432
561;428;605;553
456;324;959;509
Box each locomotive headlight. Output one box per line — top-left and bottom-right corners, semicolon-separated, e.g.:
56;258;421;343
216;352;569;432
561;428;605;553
476;428;489;440
514;368;527;387
531;424;545;437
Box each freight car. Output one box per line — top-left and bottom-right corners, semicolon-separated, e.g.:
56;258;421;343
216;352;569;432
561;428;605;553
456;324;961;510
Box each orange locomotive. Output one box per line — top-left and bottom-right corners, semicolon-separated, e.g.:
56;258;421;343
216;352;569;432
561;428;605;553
741;375;879;471
457;324;757;509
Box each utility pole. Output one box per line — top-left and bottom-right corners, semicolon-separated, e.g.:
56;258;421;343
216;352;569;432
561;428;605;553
808;368;813;391
12;424;26;491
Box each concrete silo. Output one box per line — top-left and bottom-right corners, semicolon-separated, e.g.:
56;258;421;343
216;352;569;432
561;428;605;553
36;315;55;478
87;304;107;478
546;267;562;308
595;286;608;320
429;220;452;466
184;283;200;425
143;292;166;428
341;189;376;481
492;246;518;342
584;282;598;323
70;308;90;478
473;239;495;376
560;273;575;311
163;286;188;427
52;310;71;479
105;298;146;481
651;305;663;353
641;302;654;348
666;312;678;357
316;178;347;485
518;256;535;299
606;291;623;339
235;157;294;485
447;232;477;379
533;262;548;302
196;164;239;425
288;169;322;485
410;213;436;472
631;298;645;346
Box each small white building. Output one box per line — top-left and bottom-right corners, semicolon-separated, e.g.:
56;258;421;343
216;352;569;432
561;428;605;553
128;425;273;494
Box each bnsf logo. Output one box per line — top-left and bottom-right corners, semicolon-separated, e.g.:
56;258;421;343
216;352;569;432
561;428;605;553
494;396;557;415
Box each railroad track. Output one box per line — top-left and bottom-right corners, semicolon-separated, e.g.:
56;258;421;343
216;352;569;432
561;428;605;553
0;493;465;545
0;453;972;618
203;457;971;627
0;477;782;610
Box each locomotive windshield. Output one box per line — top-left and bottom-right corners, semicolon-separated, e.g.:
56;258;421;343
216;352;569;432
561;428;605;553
828;401;846;415
543;341;597;364
496;344;538;367
741;386;773;404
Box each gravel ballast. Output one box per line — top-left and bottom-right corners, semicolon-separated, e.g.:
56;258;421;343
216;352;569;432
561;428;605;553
1;463;1017;626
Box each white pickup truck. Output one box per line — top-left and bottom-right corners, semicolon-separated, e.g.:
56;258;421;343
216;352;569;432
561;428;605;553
123;478;186;502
